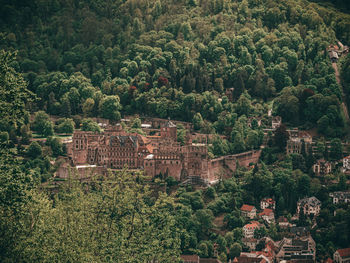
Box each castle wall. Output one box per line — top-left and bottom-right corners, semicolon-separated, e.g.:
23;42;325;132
68;128;261;183
56;164;107;180
208;150;261;182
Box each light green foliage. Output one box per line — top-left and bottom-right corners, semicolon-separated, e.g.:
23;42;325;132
32;111;54;137
192;113;204;131
81;119;101;133
177;124;187;146
1;170;181;262
131;117;141;128
56;118;74;134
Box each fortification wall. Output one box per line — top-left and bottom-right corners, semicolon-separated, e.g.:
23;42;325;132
207;150;261;182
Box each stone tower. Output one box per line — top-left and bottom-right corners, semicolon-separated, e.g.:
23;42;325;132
160;119;177;141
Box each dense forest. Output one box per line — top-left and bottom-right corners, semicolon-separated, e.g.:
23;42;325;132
1;0;350;262
1;0;350;135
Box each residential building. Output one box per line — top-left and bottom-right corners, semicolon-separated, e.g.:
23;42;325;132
297;196;321;217
329;50;339;62
329;191;350;204
271;116;282;130
242;238;258;251
275;236;316;262
241;205;257;219
260;198;276;210
243;221;261;238
258;209;275;224
343;156;350;171
286;129;312;155
290;226;310;237
277;216;290;229
313;159;332;176
334;248;350;263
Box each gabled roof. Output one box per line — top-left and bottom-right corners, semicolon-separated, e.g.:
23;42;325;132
241;204;256;212
259;208;274;216
336;247;350;258
261;198;275;204
277;216;288;223
298;196;321;207
244;221;261;229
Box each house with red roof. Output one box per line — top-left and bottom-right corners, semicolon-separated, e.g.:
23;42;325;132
242;238;258;251
241;204;257;219
258;208;275;224
243;221;261;238
260;198;276;210
277;216;291;229
334;248;350;263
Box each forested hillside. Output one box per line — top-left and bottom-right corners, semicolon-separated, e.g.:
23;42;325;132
1;1;350;262
1;0;350;138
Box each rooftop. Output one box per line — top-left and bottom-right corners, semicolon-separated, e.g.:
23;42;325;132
336;247;350;258
241;204;256;212
244;221;261;229
259;208;274;216
298;196;321;207
261;198;275;204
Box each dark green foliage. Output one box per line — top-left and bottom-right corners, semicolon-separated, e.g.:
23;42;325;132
99;95;122;121
27;141;42;158
46;137;63;157
274;124;289;151
0;0;348;138
0;132;9;144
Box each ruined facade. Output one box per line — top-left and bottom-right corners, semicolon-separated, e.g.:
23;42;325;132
67;121;261;182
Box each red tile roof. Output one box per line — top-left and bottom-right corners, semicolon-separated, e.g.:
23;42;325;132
325;258;333;263
277;216;288;223
244;221;261;229
337;247;350;258
241;204;256;212
259;208;274;216
261;198;275;204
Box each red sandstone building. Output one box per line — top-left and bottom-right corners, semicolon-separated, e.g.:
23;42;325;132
67;120;261;182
